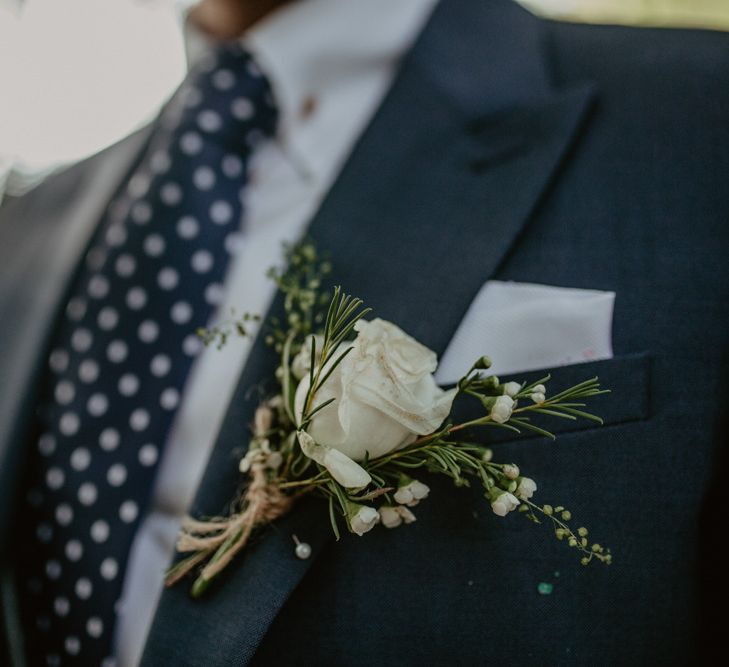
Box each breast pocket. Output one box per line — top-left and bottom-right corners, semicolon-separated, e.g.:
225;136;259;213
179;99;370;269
447;352;652;443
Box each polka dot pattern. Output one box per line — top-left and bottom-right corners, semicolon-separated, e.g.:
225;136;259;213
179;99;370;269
16;42;277;665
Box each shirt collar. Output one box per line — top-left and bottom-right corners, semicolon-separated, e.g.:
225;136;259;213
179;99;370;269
185;0;438;179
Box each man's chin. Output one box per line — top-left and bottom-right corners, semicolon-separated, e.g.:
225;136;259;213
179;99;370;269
189;0;293;40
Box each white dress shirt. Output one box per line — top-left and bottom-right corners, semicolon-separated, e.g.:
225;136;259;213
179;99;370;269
114;1;438;665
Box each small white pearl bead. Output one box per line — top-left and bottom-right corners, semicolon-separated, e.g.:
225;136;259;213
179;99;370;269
294;542;312;560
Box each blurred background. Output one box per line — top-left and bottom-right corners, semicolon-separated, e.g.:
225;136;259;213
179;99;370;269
1;0;728;201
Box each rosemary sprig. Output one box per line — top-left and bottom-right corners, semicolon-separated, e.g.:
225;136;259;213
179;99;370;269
299;286;371;424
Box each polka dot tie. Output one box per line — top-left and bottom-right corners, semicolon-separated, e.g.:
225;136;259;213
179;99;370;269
16;44;278;666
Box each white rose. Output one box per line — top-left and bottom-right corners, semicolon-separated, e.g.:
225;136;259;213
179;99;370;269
393;478;430;507
294;318;456;461
347;503;380;536
379;505;416;529
490;395;514;424
490;490;520;517
516;477;537;500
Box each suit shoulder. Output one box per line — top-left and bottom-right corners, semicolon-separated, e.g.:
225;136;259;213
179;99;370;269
544;19;729;91
1;160;86;223
0;127;149;224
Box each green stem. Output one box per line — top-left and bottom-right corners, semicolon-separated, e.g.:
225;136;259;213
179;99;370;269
278;471;328;489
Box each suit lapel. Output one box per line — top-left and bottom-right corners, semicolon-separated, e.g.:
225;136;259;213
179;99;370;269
141;1;596;664
0;129;152;545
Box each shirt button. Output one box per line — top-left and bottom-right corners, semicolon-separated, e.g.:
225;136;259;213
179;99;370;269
299;95;317;120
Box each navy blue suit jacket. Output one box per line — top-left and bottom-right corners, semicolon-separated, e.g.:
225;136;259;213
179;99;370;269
1;1;728;664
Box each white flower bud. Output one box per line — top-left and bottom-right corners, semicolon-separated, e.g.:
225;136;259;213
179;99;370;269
516;477;537;500
533;384;546;394
266;451;283;470
490;490;520;517
254;405;274;436
531;392;546;404
503;464;520;480
379;505;402;528
502;381;521;397
394;479;430;507
239;449;257;473
481;448;493;463
490;395;514;424
379;505;417;529
347;504;380;536
398;506;416;524
239;457;252;473
410;479;429;500
268;395;284;410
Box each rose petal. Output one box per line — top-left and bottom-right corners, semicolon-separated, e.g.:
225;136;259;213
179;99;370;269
297;430;371;489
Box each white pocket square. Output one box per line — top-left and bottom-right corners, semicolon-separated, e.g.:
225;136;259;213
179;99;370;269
435;281;615;385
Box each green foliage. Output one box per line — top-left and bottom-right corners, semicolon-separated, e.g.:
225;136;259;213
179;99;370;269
169;240;613;596
196;310;261;349
298;286;371;427
265;240;332;354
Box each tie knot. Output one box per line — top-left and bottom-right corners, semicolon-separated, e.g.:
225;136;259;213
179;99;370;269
169;43;278;151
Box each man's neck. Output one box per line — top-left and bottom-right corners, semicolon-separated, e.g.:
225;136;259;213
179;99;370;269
189;0;292;40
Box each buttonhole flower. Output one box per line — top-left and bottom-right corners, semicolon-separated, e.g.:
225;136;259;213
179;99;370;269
294;318;457;461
